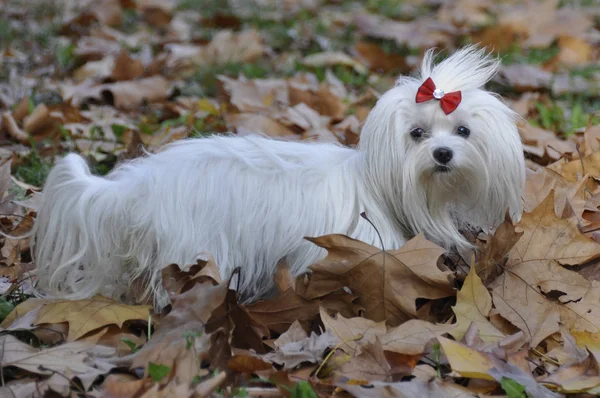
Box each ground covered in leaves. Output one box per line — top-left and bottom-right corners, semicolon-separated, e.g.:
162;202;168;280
0;0;599;397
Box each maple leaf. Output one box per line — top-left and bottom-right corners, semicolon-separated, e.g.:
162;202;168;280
298;234;454;326
34;295;151;341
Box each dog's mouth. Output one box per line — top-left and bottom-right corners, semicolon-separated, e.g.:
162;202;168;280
434;165;451;173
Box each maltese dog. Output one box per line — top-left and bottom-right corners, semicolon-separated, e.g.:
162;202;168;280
32;46;525;307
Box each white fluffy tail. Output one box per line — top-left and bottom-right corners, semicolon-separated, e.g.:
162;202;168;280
32;154;129;302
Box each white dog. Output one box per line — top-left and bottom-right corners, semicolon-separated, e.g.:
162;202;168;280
32;46;525;308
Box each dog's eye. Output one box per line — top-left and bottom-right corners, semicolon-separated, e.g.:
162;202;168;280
410;128;424;140
457;126;470;138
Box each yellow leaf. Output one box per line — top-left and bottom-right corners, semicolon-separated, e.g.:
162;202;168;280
451;262;504;343
196;98;219;116
35;295;151;341
572;330;600;362
438;337;494;380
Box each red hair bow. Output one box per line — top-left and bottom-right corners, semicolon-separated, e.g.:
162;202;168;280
415;77;462;115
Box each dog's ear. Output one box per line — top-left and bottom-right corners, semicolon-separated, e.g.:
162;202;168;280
475;103;526;225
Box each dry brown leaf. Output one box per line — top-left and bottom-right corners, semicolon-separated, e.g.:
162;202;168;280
1;111;29;144
226;113;297;138
450;263;504;343
380;320;454;356
301;51;367;74
336;340;392;382
111;50;145;81
354;41;408;73
101;76;171;109
337;377;476;398
288;83;347;120
246;285;320;334
550;151;600;183
298;234;454;326
498;0;593;48
0;334;115;380
161;257;223;297
500;64;552;92
128;281;228;383
263;326;338;369
556;36;593;66
509;190;600;268
476;218;523;284
35;295;151;341
320;307;387;356
490;192;600;345
354;13;457;49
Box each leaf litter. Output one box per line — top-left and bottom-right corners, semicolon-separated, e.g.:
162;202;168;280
0;0;599;396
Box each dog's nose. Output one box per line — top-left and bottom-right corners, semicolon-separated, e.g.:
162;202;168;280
433;147;453;164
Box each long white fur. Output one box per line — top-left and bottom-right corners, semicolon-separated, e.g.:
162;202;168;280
32;46;525;308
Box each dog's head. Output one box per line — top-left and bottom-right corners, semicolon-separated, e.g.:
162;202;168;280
360;46;525;249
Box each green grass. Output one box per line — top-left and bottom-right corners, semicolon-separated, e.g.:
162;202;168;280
184;61;272;97
501;44;560;65
529;97;600;136
295;63;370;88
13;152;53;188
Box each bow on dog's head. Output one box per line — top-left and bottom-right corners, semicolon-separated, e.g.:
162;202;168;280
358;46;525;251
415;77;462;115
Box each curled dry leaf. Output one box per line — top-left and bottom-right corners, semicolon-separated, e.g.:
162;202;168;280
298;234;454;326
475;218;523;284
1;111;29;144
301;51;367;75
263;324;338;369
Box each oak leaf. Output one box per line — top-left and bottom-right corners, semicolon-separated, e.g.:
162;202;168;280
299;234;454;326
491;192;600;345
35;295;151;341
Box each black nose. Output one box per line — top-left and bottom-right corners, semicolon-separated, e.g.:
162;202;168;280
433;147;453;164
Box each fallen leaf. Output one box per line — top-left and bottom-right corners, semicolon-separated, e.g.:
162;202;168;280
111;50;145;81
302;51;367;74
450;263;504;343
263;327;338;369
35;295;151;341
490;192;600;345
298;234;454;326
438;337;494;380
337;377;477;397
320;307;387;356
336;340;392;382
0;334;115;384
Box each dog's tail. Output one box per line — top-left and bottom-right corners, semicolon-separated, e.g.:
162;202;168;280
32;153;128;301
